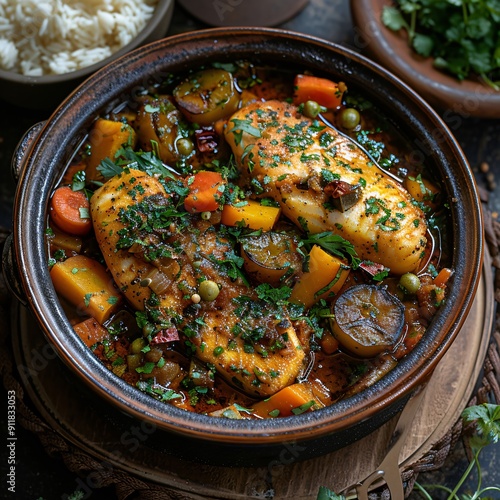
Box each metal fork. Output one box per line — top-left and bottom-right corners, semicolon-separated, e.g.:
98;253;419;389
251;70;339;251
341;384;428;500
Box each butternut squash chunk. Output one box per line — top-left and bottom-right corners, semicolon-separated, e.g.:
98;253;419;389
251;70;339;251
221;200;281;231
73;317;109;347
251;382;323;418
50;254;121;324
86;118;137;181
290;245;350;308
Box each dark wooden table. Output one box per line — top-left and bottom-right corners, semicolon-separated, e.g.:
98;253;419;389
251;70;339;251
1;1;499;498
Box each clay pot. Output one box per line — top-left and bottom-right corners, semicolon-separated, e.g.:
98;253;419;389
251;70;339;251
3;28;483;466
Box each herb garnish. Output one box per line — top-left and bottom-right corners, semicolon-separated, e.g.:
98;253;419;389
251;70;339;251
97;144;178;180
300;232;360;269
382;0;500;89
227;118;262;146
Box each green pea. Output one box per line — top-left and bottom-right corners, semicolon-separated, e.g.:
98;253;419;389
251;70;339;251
130;337;147;354
303;100;321;119
199;280;220;301
399;273;421;294
339;107;360;130
177;138;194;156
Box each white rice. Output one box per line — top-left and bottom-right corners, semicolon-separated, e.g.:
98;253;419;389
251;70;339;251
0;0;158;76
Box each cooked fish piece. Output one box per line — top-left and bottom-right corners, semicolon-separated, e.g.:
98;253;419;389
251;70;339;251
224;100;428;275
90;169;306;396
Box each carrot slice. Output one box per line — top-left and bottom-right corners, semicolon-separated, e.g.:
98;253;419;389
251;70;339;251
50;186;91;236
184;171;226;213
433;267;453;288
293;74;344;109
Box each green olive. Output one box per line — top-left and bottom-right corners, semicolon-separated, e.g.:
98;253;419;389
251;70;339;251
177;137;194;156
339;107;360;130
199;280;220;301
399;273;421;294
303;100;321;119
126;353;142;372
130;337;146;354
142;323;155;337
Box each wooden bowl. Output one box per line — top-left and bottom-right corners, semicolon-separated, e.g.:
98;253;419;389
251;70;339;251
4;27;483;467
350;0;500;118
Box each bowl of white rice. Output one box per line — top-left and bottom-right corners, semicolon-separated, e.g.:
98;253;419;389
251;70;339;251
0;0;174;109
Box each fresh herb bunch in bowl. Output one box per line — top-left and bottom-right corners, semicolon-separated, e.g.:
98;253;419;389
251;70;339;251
382;0;500;90
350;0;500;117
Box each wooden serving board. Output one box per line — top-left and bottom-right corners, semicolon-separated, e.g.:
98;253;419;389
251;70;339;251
12;254;493;499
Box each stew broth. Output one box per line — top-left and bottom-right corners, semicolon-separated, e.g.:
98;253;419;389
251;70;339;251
46;62;452;419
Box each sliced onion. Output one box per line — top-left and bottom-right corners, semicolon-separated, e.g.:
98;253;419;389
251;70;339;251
145;268;171;295
128;242;144;253
157;257;181;280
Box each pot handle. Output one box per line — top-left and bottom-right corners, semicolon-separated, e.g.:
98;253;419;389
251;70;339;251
11;121;46;181
1;232;27;306
1;121;46;306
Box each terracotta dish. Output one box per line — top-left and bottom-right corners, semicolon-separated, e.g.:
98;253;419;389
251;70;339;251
3;28;483;466
350;0;500;118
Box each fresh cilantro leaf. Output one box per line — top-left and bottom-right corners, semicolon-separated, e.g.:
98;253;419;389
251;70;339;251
316;487;345;500
227;118;262;146
136;362;156;374
97;144;178;180
381;6;408;31
291;400;316;415
301;232;360;269
382;0;500;89
72;170;86;191
462;403;500;448
255;283;292;305
411;403;500;499
412;33;434;57
97;157;122;179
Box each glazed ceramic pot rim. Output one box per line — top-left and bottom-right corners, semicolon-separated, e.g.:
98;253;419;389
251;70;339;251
12;27;483;444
